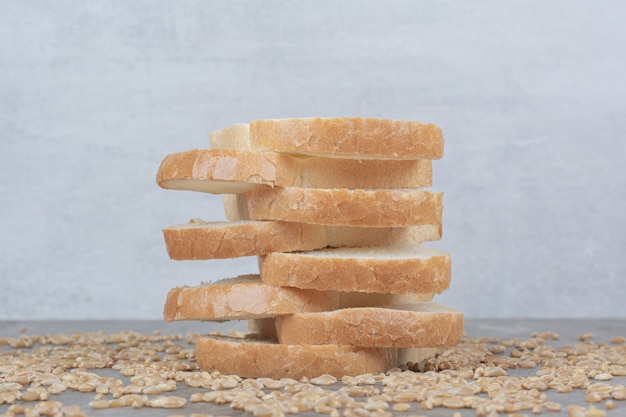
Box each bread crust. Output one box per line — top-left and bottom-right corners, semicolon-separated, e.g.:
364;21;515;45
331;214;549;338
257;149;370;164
260;244;451;294
195;334;396;379
163;275;339;322
162;219;327;260
275;303;464;348
249;118;444;160
243;187;443;227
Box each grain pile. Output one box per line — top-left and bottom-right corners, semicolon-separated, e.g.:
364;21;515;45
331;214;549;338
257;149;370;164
156;117;462;378
1;326;625;416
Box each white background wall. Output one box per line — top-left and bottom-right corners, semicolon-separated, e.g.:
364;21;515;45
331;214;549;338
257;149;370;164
1;1;625;319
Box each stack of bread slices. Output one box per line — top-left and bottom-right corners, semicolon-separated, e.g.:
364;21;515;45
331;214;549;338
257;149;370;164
156;117;463;379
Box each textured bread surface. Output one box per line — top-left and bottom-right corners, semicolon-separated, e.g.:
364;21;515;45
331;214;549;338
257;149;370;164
249;118;444;160
275;302;464;348
163;275;339;322
260;244;451;294
195;333;396;379
162;219;327;260
241;187;442;227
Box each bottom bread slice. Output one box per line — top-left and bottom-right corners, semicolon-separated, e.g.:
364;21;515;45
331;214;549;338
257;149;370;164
195;334;396;379
275;302;464;348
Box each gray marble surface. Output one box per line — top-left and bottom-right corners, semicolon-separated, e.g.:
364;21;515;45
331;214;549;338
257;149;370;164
1;319;625;416
1;1;626;320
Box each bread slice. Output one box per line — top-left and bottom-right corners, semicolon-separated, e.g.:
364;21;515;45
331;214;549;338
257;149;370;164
223;194;442;244
260;244;451;295
247;291;435;342
195;333;396;379
217;118;443;160
238;186;442;227
162;219;327;260
247;316;441;369
163;275;339;322
158;148;433;191
275;303;463;348
156;148;299;194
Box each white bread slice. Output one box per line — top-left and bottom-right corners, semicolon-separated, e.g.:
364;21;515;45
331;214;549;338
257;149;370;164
163;275;339;322
247;315;440;368
247;291;435;342
275;303;463;348
211;118;443;160
195;333;396;379
156;149;298;194
157;149;433;191
238;186;442;227
162;219;326;260
223;194;442;245
260;244;451;295
163;218;440;261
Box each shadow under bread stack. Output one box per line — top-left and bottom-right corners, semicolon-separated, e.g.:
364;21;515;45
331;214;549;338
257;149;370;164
156;117;463;379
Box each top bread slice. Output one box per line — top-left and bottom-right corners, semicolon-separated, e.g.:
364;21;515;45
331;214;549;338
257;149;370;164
157;149;433;192
211;118;444;160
